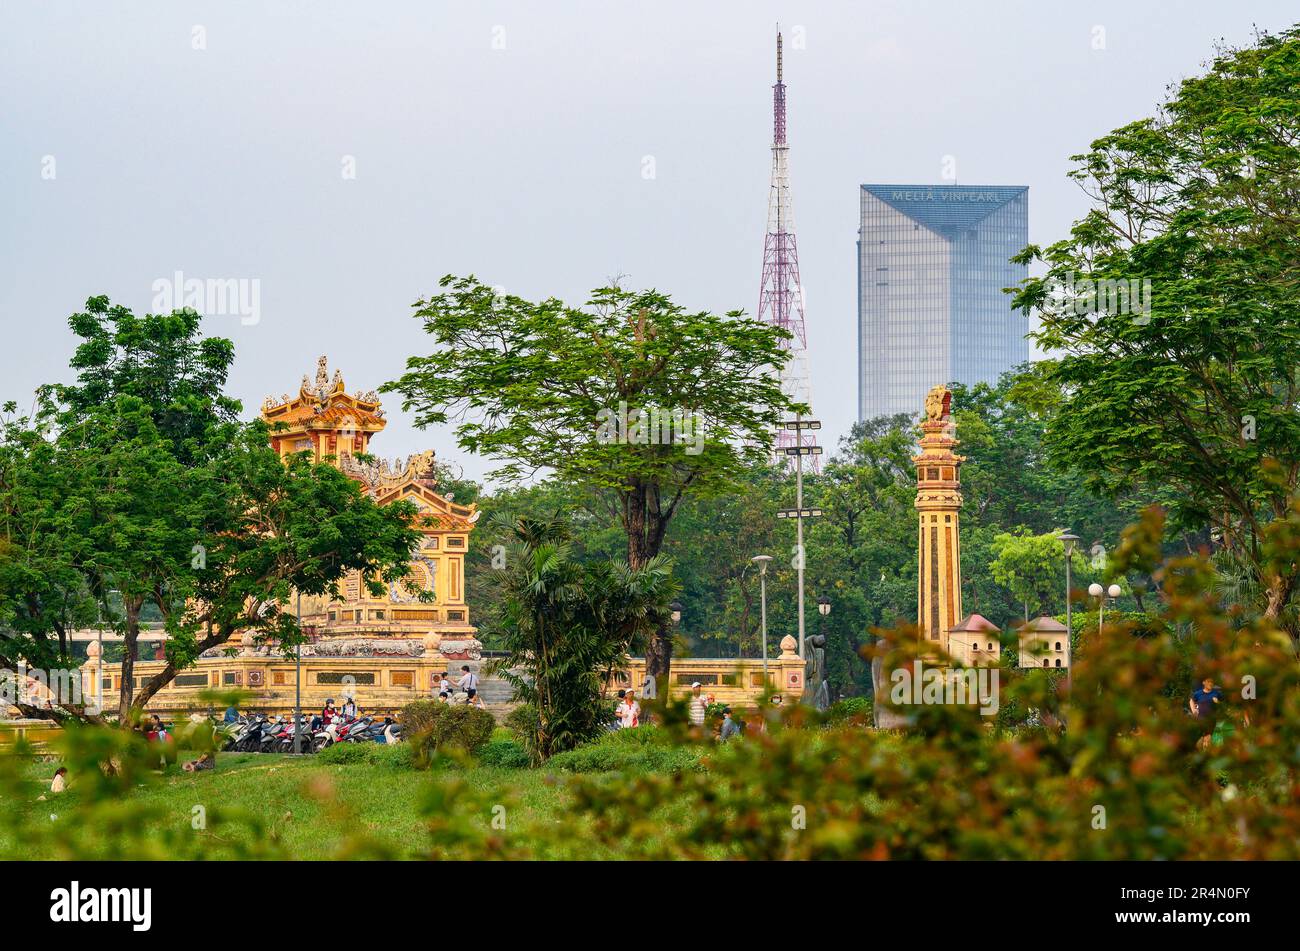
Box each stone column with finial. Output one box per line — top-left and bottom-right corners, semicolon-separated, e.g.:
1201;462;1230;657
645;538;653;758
914;385;965;657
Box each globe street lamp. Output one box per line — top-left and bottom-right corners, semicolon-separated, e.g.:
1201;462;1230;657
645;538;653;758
670;601;683;625
1087;582;1123;635
816;596;831;700
751;556;773;685
1058;532;1080;695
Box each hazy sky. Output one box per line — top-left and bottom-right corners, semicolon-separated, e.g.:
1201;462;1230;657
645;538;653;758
3;1;1295;484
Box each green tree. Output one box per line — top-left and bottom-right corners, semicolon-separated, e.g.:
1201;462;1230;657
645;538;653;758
1011;26;1300;630
989;529;1087;621
488;515;678;762
386;275;797;684
0;298;421;720
0;405;97;678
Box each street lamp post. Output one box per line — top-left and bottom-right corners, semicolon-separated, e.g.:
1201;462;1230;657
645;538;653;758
1058;532;1080;695
778;416;823;659
817;595;831;703
1087;582;1124;635
751;556;773;685
95;602;104;717
293;591;303;755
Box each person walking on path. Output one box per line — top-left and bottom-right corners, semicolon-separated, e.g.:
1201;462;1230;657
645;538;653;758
616;691;641;729
1190;676;1224;749
457;665;480;704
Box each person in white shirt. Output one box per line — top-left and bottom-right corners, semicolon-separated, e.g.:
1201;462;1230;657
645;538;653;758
688;682;707;726
616;693;641;729
457;665;480;704
50;767;67;793
437;674;453;698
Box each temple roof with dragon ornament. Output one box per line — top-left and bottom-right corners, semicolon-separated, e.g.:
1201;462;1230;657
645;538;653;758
259;356;479;531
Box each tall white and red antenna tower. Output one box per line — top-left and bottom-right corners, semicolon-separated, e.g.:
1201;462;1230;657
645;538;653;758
757;27;818;470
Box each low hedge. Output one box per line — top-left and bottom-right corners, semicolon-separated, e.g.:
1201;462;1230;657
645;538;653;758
544;726;703;774
826;696;872;724
503;704;540;743
400;700;495;762
315;741;414;768
476;739;530;769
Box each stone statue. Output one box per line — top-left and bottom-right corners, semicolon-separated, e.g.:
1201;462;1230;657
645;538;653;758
870;635;911;729
803;633;830;712
924;384;951;423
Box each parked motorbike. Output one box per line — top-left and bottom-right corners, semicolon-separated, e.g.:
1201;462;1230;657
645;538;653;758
219;710;402;753
232;714;270;753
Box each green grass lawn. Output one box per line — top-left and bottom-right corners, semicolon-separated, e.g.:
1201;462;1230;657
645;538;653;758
0;750;700;860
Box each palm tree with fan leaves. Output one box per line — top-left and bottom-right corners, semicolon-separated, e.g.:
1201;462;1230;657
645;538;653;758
485;514;678;762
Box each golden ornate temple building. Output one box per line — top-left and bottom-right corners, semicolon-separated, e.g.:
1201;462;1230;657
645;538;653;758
80;357;485;716
261;356;479;650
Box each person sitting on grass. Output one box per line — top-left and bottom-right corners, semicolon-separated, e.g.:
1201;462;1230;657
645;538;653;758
182;752;215;773
50;767;68;793
148;714;169;742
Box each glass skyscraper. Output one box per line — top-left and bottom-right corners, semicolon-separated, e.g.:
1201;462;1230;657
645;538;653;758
857;184;1029;421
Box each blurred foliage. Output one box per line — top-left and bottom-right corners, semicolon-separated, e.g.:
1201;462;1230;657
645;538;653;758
552;508;1300;858
826;696;872;725
4;509;1299;859
0;724;289;860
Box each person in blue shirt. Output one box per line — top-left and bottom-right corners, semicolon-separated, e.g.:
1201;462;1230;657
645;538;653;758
224;705;239;724
719;707;743;741
1189;677;1224;749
